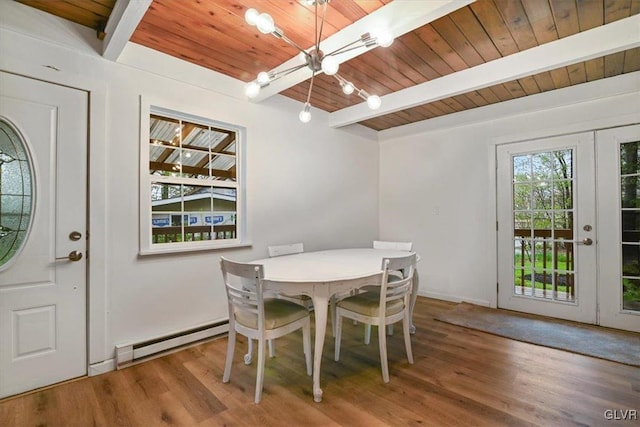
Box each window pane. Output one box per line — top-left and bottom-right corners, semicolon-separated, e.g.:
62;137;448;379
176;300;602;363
621;176;640;208
553;180;572;209
514;212;531;232
620;142;640;175
513;183;531;210
553;150;573;179
623;278;640;311
532;152;554;180
513;155;531;182
0;118;33;267
532;181;552;209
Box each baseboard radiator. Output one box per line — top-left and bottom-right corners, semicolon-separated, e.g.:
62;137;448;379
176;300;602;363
115;320;229;369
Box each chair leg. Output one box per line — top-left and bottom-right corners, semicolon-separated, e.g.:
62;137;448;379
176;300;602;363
268;339;275;358
403;312;414;364
244;338;253;365
387;324;394;336
223;328;236;383
379;323;389;383
255;339;266;404
334;312;344;361
330;295;336;337
302;322;312;376
364;324;371;345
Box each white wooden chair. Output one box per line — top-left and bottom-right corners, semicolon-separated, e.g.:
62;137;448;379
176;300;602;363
220;257;312;403
366;240;414;341
334;253;416;383
373;240;413;251
267;242;304;257
267;242;313;310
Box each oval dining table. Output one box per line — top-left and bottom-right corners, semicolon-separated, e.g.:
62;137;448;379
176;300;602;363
251;248;419;402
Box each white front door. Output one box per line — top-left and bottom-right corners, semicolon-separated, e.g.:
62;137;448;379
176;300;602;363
497;133;597;323
0;72;87;398
596;124;640;332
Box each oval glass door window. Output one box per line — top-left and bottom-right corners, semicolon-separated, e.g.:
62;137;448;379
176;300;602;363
0;118;33;268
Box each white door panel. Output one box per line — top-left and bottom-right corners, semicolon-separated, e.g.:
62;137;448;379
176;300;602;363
497;133;597;323
596;124;640;332
0;72;87;398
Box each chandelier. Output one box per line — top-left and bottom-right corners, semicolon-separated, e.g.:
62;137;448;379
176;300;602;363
243;0;394;123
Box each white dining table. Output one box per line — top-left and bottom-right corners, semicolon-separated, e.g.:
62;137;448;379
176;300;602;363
251;248;419;402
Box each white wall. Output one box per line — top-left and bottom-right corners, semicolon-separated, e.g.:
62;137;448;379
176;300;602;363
378;73;640;307
0;1;379;369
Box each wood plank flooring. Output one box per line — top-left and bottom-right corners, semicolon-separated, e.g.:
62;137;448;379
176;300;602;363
1;298;638;426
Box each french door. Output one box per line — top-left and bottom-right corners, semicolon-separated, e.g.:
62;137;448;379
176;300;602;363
0;72;88;398
596;125;640;332
497;133;597;324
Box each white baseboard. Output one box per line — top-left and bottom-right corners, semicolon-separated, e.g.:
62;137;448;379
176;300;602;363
88;359;116;376
115;321;229;369
419;289;493;308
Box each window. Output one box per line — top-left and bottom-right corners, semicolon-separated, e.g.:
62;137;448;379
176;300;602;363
0;118;33;268
139;101;247;254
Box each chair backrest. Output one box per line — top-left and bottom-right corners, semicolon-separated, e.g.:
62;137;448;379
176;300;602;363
220;257;266;331
380;253;416;310
373;240;413;251
268;242;304;257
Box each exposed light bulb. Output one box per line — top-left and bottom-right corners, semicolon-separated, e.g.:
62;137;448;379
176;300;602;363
245;8;259;26
321;56;339;75
245;81;261;98
367;95;381;110
341;81;354;95
256;13;275;34
299;103;311;123
257;71;270;84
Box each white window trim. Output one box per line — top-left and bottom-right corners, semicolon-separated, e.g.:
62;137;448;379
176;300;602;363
138;96;249;255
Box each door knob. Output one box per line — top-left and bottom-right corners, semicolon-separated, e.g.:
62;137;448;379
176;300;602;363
578;238;593;246
56;250;83;261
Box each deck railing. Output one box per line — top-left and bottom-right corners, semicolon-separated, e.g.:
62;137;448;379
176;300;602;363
152;224;236;243
513;228;574;300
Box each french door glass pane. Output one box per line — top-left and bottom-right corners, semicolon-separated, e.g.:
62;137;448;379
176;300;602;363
620;141;640;311
512;149;575;302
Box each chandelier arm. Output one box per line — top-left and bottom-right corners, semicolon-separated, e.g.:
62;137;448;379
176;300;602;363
306;71;317;104
278;34;311;57
316;1;328;51
325;40;367;57
267;63;309;83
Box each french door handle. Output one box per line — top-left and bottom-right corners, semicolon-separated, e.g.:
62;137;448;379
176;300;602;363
56;250;83;261
575;238;593;246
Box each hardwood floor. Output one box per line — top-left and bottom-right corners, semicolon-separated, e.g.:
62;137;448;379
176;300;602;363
1;298;638;426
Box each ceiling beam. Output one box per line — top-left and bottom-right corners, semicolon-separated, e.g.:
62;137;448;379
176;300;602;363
251;0;475;102
102;0;152;61
329;14;640;128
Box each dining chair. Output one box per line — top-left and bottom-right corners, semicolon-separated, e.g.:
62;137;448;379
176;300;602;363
366;240;413;341
267;242;313;309
373;240;413;251
267;242;304;257
220;257;312;403
334;253;416;383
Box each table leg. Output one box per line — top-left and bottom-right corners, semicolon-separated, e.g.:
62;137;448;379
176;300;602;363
311;294;329;403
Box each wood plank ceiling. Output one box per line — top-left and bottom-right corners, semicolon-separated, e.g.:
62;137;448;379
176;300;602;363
15;0;640;131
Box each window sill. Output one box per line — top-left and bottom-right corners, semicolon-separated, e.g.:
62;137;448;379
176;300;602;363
139;240;252;256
